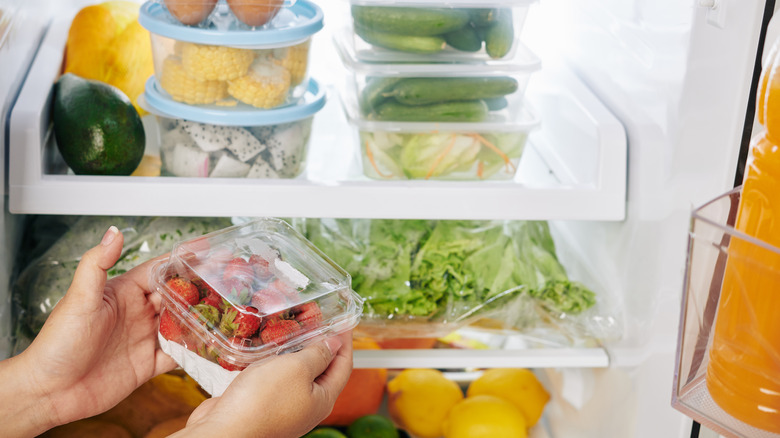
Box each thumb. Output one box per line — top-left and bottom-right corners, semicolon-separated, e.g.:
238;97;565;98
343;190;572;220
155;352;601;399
66;226;124;307
279;336;344;383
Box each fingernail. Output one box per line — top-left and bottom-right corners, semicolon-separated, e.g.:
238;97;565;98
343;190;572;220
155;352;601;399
101;226;119;246
324;336;343;356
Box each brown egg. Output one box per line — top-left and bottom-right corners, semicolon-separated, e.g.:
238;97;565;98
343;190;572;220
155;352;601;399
227;0;284;27
165;0;218;25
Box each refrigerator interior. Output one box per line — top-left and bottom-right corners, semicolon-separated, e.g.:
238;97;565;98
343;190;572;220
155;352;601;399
1;0;773;437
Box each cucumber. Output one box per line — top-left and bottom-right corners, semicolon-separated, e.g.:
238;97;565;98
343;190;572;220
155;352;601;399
360;77;403;115
355;25;446;54
466;8;499;27
485;9;514;59
371;100;489;122
444;24;482;52
352;6;470;36
387;77;518;106
484;96;508;111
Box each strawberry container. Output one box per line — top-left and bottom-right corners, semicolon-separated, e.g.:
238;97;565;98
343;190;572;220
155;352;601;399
139;0;322;109
151;218;364;396
141;76;325;178
338;0;537;63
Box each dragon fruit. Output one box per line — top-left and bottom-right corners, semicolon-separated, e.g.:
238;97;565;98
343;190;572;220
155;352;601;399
246;157;279;178
166;143;211;177
210;153;252;178
263;121;310;177
182;122;265;162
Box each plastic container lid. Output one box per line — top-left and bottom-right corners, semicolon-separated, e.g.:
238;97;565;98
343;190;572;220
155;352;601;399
139;0;323;48
142;76;327;125
334;27;541;75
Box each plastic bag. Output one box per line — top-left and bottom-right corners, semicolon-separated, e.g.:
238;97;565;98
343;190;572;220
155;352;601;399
11;215;232;355
298;218;618;344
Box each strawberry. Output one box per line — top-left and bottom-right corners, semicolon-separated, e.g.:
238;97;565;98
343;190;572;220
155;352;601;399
260;319;301;345
216;337;249;371
294;302;322;330
191;277;217;298
249;254;273;280
191;303;220;327
159;308;186;343
250;287;288;314
223;257;254;283
200;288;225;310
268;278;300;302
166;276;200;306
220;305;263;339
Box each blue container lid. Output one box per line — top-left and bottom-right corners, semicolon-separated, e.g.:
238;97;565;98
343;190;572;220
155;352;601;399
142;76;327;126
139;0;323;48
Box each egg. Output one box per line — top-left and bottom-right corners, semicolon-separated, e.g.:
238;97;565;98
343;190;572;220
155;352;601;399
164;0;218;25
227;0;284;27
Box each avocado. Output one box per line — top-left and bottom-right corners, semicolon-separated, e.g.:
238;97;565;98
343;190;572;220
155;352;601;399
53;73;145;176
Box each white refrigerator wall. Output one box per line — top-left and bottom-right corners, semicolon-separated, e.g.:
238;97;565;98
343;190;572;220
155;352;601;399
524;0;767;436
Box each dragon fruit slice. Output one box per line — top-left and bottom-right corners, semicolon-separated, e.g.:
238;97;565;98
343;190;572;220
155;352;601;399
166;143;211;177
264;122;309;177
210;153;252;178
247;125;276;143
246;157;280;178
180;122;230;152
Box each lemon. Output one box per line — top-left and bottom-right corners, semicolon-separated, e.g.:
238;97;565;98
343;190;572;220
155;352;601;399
442;395;527;438
386;369;463;438
466;368;550;427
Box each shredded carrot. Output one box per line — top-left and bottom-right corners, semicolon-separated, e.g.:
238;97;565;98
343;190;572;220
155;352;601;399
477;160;484;179
365;140;393;178
425;135;458;179
469;133;516;172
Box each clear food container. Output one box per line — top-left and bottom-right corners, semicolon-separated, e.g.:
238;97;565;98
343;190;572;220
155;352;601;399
673;187;780;438
156;0;296;28
151;218;364;396
139;0;322;108
344;88;540;181
141;76;325;178
340;0;536;63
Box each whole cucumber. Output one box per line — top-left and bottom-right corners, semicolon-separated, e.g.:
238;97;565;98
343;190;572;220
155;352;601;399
466;8;499;27
388;77;518;106
352;6;470;36
371;100;489;122
360;77;403;115
355;25;446;54
485;9;514;59
444;24;482;52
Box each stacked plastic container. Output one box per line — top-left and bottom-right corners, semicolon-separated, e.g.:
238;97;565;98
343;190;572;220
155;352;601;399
137;0;325;178
335;1;540;181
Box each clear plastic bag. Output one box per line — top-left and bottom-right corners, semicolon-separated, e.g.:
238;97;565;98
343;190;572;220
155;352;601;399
297;218;617;344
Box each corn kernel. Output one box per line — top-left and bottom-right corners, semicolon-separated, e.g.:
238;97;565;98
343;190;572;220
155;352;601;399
272;40;310;86
180;43;255;81
160;56;228;104
227;57;291;108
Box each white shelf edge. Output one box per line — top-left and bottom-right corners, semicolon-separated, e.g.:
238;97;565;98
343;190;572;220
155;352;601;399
352;347;610;369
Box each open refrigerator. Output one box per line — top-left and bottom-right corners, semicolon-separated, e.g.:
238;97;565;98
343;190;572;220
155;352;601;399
0;0;776;437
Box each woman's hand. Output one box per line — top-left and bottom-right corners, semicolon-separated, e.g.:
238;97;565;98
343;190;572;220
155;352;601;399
172;330;353;438
0;226;177;437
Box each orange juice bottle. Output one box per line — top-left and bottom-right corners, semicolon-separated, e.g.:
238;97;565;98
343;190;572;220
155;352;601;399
706;41;780;432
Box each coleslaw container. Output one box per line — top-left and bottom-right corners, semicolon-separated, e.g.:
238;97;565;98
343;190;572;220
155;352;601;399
151;218;364;396
139;0;323;109
142;76;326;178
341;0;537;63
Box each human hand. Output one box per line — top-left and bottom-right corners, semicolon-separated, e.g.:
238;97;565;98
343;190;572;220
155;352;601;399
171;330;353;438
0;226;177;437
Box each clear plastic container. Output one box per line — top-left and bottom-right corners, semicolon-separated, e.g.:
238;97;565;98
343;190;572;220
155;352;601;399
339;59;540;180
341;0;536;63
151;218;364;396
141;76;325;178
673;187;780;438
139;0;322;109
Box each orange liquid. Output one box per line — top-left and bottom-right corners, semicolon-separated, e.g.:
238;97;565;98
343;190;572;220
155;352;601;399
706;133;780;432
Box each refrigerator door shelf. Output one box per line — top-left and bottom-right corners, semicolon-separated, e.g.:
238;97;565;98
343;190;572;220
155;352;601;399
10;14;626;221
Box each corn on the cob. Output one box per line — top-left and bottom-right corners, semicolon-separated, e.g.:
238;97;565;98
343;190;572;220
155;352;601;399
160;56;228;104
227;56;291;108
180;42;255;81
272;41;310;86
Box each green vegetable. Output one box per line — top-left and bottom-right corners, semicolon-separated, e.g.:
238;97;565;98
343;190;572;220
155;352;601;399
444;24;483;52
400;134;481;179
372;100;489;122
387;77;518;106
354;25;446;54
485;9;514;59
360;77;404;115
352;6;470;36
466;8;499;27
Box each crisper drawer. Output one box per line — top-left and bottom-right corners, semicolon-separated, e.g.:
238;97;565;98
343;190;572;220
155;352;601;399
9;4;626;220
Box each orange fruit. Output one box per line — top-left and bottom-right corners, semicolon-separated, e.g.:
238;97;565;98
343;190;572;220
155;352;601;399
466;368;549;427
387;369;464;438
320;337;387;426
